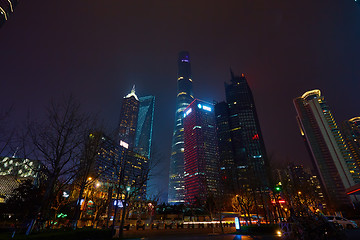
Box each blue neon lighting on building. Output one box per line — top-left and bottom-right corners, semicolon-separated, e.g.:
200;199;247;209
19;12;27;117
203;105;212;111
184;108;192;117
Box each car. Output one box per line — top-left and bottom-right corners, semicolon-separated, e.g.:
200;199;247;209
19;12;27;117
325;215;358;229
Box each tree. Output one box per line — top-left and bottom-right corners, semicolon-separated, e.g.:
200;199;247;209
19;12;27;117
23;96;94;234
232;191;255;225
0;106;14;156
5;179;42;222
71;131;104;229
204;193;226;233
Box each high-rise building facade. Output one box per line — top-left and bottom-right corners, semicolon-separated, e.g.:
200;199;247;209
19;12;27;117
118;86;140;149
87;132;149;198
0;0;19;27
134;96;155;159
215;72;269;194
340;117;360;173
294;90;358;209
183;99;220;204
168;51;194;204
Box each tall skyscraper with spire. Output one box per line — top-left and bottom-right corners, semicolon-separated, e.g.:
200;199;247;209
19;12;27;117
168;51;194;204
118;86;139;149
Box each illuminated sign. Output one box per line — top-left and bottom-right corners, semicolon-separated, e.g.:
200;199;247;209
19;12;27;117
184;108;192;117
235;217;241;230
120;140;129;149
113;200;128;208
62;191;70;198
198;103;211;112
203;105;212;111
114;200;123;208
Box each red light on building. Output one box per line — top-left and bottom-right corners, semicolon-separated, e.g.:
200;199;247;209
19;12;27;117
252;134;259;140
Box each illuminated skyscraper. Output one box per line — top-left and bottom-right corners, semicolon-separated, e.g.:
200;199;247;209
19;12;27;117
134;96;155;159
215;72;269;194
294;90;358;209
340;117;360;176
134;95;155;198
168;51;194;204
118;86;139;149
183;99;219;204
84;132;149;199
0;0;18;27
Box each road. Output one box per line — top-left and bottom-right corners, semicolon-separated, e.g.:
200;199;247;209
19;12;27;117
124;228;360;240
143;234;278;240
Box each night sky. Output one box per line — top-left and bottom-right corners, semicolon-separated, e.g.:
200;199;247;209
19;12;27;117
1;0;360;202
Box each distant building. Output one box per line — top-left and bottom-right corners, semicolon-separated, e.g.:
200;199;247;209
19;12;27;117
134;95;155;159
123;151;149;199
273;164;326;210
118;86;140;149
294;90;359;209
0;157;41;178
340;117;360;173
87;133;122;183
87;132;149;199
0;0;19;27
168;51;194;204
288;164;326;207
215;72;269;194
183;99;220;204
0;156;43;202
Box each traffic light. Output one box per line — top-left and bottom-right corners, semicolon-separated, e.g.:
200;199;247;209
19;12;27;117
274;185;282;193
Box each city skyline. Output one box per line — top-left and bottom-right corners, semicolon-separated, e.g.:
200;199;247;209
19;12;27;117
1;1;360;202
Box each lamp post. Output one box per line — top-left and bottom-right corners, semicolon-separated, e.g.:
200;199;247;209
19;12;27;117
119;186;131;238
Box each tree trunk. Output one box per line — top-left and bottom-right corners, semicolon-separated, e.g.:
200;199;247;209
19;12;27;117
118;193;128;239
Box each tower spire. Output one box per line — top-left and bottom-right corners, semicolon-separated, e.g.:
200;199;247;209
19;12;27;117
230;68;235;79
125;84;138;100
131;84;136;94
